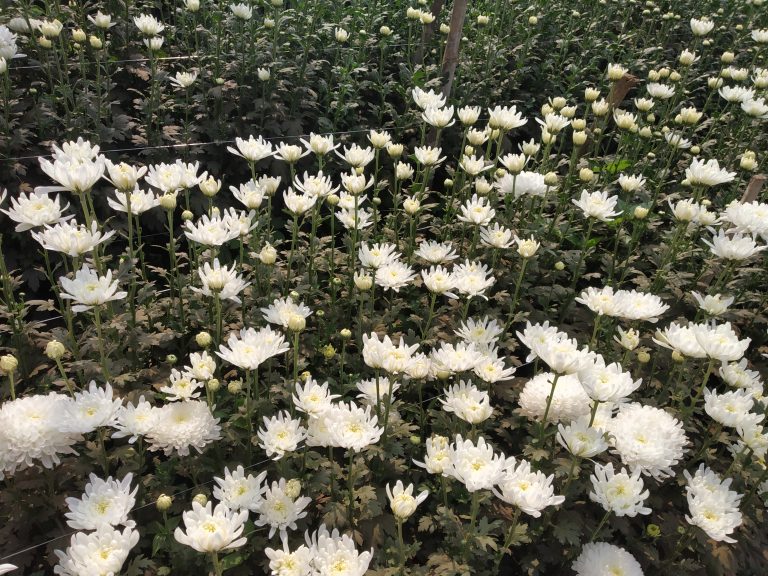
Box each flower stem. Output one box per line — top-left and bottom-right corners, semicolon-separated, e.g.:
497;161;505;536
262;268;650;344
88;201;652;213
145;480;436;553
590;510;611;542
538;372;561;444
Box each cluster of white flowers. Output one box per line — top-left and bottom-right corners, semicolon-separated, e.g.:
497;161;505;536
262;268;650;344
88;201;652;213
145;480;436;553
684;465;743;543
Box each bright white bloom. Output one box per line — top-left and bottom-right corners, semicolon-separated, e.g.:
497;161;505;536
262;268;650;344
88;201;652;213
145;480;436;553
356;377;400;406
413;435;451;474
494;457;565;517
359;242;400;269
415;240;458;264
557;417;609;457
572;542;644;576
375;260;416;292
184;213;240;246
741;98;768;118
487;105;527;130
720;200;768;241
441;380;493;424
572;190;622;221
422;106;455;128
453;259;495;299
386;480;429;520
578;357;642;403
59;264;126;313
107;188;159;215
590;462;651;517
231;180;265;209
719;85;755;103
191;258;249;303
213;465;268;512
307;525;373;576
283;188;317;216
32;220;115;257
145;400;221;456
413;145;446;167
227;135;274;163
653;322;707;359
328;402;383;452
261;297;312;329
720;359;763;395
519;372;591;423
411;86;446;110
607;403;688;479
421;265;457;298
160;368;202;402
704;388;761;429
455;316;503;351
293;377;339;418
264;541;313;576
444;435;506;492
692;292;734;316
257;411;307;460
175;501;248;552
690;17;714;36
703;230;766;261
134;13;164;35
217;326;290;370
37;156;106;195
54;527;139;576
2;192;72;231
255;478;312;540
685;465;743;543
112;396;157;444
430;341;484;375
65;473;137;531
646;82;675;100
64;380;122;434
686;158;736;187
691;322;751;361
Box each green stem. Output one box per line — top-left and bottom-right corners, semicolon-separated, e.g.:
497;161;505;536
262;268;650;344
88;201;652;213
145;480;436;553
590;510;611;542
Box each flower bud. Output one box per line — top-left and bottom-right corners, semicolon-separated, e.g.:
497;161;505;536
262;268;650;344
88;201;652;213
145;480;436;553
386;143;403;158
196;331;212;348
259;243;277;265
0;355;18;374
264;18;275;28
276;478;300;500
257;68;270;81
578;167;594;182
690;145;700;155
572;118;587;131
181;210;194;221
444;178;454;188
321;344;336;360
477;15;489;26
721;51;734;63
228;379;243;394
647;524;661;538
38;37;52;49
740;153;757;171
354;272;373;291
439;23;450;34
637;350;651;364
380;25;392;36
45;340;66;360
288;314;306;332
555;261;565;271
572;131;588;146
159;193;177;210
207;378;220;392
193;494;208;506
671;350;685;363
72;29;86;43
166;354;177;365
403;197;420;215
544;172;558;186
475;178;493;195
156;494;173;511
528;16;538;25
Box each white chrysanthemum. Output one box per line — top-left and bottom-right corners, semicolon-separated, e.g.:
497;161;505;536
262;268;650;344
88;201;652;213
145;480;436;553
685;465;743;543
653;322;707;359
175;500;248;552
430;341;484;375
557;416;609;458
572;190;622;221
37;157;106;195
518;372;591;423
415;240;458;264
494;457;565;517
107;188;159;215
1;192;72;231
615;290;669;323
441;380;493;424
227;135;273;163
691;321;751;361
65;473;137;531
359;245;399;271
328;402;383;452
444;435;506;492
455;316;503;351
703;388;761;429
185;351;217;381
413;435;451;474
213;465;268;512
572;542;644;576
59;264;127;313
421;265;457;298
258;411;307;460
145;400;221;456
480;223;514;249
356;377;400;406
255;478;312;540
719;359;763;394
375;260;416;292
686;158;736;187
607;403;688;479
453;259;495;299
265;541;313;576
578;357;642;403
112;396;158;443
160;368;202;402
230;179;265;210
531;336;592;374
576;286;620;316
703;230;765;261
191;258;250;303
691;292;734;316
184;213;240;246
65;381;122;433
217;326;291;370
293;377;339;417
307;524;373;576
261;297;312;329
457;194;495;226
54;527;139;576
589;462;651;517
516;321;566;362
32;220;115;257
473;348;517;383
386;480;429;520
0;393;80;477
720;200;768;241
